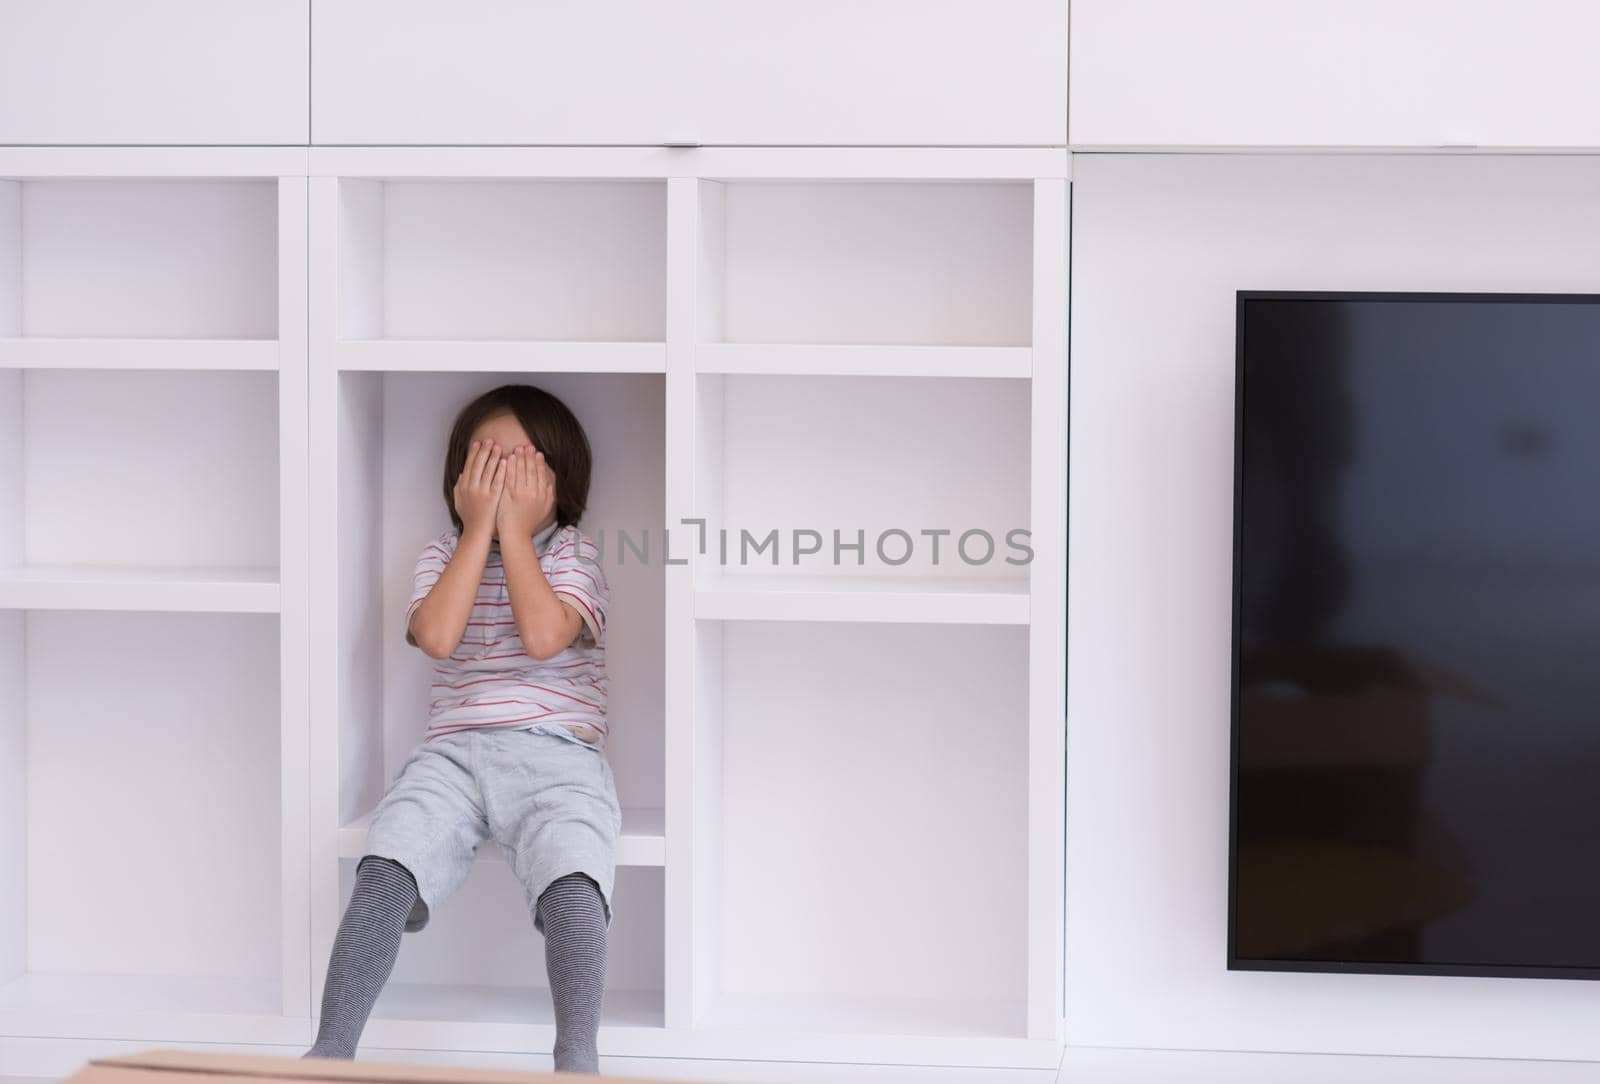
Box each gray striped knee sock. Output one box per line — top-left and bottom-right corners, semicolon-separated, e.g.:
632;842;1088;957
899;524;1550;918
306;855;418;1059
537;872;608;1074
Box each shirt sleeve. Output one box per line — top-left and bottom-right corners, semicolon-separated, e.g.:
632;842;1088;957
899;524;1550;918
404;532;456;646
545;530;609;646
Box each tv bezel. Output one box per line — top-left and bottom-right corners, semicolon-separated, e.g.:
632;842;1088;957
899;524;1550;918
1228;288;1600;981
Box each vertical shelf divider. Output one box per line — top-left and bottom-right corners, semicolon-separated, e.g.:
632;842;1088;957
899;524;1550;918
0;178;17;338
278;174;313;1023
306;174;342;1021
0;177;18;1002
1027;175;1069;1041
663;172;701;1030
690;178;727;1030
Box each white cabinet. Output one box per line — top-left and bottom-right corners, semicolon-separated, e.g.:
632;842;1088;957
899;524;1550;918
310;2;690;147
311;1;1067;146
689;1;1067;146
1069;0;1600;148
0;0;309;145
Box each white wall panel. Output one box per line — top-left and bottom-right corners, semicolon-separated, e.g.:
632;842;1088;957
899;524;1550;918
1070;1;1600;148
0;1;308;145
1067;151;1600;1057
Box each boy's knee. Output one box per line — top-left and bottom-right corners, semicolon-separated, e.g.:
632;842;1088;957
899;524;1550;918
538;871;600;906
357;854;418;888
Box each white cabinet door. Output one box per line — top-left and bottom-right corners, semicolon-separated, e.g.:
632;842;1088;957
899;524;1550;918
0;0;309;145
689;0;1066;145
311;0;693;145
1070;0;1600;148
312;0;1067;146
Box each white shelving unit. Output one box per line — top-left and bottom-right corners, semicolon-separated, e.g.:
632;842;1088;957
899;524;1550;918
0;148;310;1046
0;145;1064;1072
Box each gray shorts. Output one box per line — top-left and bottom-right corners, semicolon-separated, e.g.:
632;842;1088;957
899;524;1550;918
363;724;621;933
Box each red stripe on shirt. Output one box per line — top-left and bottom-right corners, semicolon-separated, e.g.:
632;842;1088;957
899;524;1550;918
552;589;601;632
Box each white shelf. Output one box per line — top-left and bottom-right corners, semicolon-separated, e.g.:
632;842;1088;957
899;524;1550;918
355;986;676;1059
699;179;1033;348
0;563;280;613
697;991;1026;1040
694;574;1029;625
696;343;1030;379
1;367;283;578
370;983;663;1029
331;178;666;344
0;972;299;1044
338;805;666;869
334;339;666;373
6;609;289;1036
695;621;1032;1048
0;338;279;371
703;374;1032;590
0;971;280;1017
1;178;279;342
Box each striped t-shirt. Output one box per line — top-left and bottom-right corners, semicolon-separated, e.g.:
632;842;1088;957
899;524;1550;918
404;521;610;746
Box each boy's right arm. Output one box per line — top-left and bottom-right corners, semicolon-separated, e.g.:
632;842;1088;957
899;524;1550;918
408;438;509;658
406;526;493;658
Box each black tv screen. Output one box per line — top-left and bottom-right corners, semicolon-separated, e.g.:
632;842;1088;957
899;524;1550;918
1230;290;1600;979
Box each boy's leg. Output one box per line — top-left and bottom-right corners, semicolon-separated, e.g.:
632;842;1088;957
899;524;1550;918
482;728;620;1075
306;856;417;1059
536;872;608;1075
309;733;489;1059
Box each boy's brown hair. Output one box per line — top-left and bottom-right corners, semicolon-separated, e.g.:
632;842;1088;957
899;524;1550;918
442;384;592;533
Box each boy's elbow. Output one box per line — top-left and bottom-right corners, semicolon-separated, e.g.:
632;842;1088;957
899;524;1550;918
410;619;454;660
523;635;565;661
521;622;575;660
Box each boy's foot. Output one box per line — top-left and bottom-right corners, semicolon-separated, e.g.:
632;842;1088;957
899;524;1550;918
552;1039;598;1074
302;1042;356;1060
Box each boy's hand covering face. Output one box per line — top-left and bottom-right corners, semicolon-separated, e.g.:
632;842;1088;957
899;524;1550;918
496;444;558;537
455;439;508;537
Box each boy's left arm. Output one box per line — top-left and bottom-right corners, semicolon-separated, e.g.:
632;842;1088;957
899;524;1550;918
497;446;586;660
500;532;585;660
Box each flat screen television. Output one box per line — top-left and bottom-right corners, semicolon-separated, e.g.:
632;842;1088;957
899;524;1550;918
1230;290;1600;980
